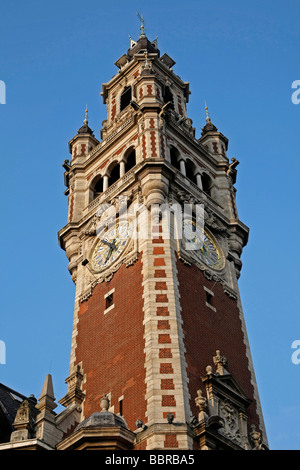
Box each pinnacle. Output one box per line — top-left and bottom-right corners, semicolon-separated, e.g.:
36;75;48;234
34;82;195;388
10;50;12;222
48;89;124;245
39;373;55;401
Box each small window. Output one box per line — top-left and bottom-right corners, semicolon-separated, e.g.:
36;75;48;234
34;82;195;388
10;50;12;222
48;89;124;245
106;293;113;310
120;86;132;112
204;286;216;312
205;291;213;305
104;288;115;314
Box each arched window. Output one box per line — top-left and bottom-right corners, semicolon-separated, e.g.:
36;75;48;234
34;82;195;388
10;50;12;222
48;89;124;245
90;175;103;201
185;160;197;185
201;173;212;196
163;86;174;110
120;86;132;112
125;149;136;173
108;162;120;187
170;146;181;170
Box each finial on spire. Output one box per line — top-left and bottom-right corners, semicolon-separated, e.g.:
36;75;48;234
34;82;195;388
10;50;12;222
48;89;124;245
205;101;211;123
83;104;88;126
201;101;218;136
137;12;146;38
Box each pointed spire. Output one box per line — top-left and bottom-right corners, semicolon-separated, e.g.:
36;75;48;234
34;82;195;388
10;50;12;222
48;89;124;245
39;373;55;401
36;373;57;413
35;374;64;448
77;105;94;136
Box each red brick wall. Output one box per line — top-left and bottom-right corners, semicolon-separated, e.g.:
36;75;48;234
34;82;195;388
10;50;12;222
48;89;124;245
74;256;146;431
176;260;260;429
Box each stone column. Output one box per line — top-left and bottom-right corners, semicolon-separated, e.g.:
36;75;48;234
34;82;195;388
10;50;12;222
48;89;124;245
179;159;186;176
120;161;125;177
103;175;109;192
196;173;203;190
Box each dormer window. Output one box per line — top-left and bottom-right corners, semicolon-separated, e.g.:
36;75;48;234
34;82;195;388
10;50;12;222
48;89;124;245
120;86;132;112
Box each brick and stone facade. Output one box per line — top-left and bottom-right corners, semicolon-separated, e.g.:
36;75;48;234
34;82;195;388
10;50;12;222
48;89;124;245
0;28;268;451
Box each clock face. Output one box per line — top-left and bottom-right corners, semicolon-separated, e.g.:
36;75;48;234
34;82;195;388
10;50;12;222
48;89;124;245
183;219;223;270
91;221;132;271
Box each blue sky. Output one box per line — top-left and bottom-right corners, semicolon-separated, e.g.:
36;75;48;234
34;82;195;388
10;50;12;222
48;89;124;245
0;0;299;450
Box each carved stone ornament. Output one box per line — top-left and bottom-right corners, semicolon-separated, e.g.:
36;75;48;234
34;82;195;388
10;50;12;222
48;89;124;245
213;349;229;375
100;394;110;412
13;400;31;426
10;399;36;442
249;424;265;450
173;188;204;206
195;389;208;422
218;399;242;446
204;208;227;234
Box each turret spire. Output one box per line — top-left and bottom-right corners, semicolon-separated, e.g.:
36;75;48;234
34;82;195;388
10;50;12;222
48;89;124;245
201;100;218;136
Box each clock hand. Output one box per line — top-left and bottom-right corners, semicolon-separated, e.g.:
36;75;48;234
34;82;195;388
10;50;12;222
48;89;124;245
110;239;117;249
103;239;119;264
101;239;114;249
105;247;113;263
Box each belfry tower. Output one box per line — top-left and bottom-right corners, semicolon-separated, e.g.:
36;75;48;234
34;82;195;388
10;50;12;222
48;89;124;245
54;27;268;451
